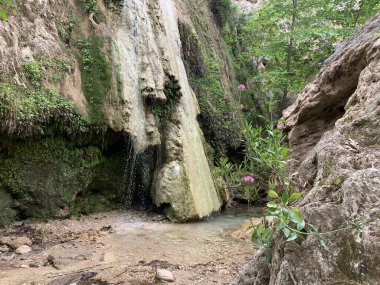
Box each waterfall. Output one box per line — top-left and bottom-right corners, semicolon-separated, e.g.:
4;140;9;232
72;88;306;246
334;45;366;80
114;0;222;219
116;0;162;153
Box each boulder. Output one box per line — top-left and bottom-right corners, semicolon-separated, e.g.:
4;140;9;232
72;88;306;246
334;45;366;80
236;12;380;285
0;236;32;249
156;269;175;282
15;245;32;255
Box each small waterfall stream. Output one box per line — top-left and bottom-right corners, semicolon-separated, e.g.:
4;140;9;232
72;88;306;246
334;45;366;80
114;0;221;218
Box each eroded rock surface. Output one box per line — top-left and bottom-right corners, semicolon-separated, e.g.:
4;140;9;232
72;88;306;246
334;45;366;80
237;13;380;285
0;0;236;223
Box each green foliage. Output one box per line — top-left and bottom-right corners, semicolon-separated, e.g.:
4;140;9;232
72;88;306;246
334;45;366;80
22;62;43;86
251;190;380;261
250;190;306;255
190;53;241;158
242;122;289;197
82;0;99;14
212;122;289;202
151;77;182;131
208;0;233;28
0;138;103;219
0;0;15;21
77;36;111;123
0;83;91;137
22;57;71;86
58;17;76;44
223;0;380;122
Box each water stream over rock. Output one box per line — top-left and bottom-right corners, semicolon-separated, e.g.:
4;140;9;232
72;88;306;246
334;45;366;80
114;0;222;220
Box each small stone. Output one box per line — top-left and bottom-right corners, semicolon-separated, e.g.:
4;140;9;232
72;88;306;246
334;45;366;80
0;245;10;253
20;264;29;269
15;245;32;254
1;253;15;261
156;269;175;282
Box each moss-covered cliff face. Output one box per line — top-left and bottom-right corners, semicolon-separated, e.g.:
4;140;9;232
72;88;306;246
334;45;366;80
0;0;139;226
0;0;240;226
178;1;242;160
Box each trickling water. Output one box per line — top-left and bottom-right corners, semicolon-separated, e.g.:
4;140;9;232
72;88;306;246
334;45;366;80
116;0;151;153
114;0;221;218
121;136;137;208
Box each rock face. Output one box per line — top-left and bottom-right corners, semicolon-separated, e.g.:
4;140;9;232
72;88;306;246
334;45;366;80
0;0;237;223
114;0;222;220
236;13;380;285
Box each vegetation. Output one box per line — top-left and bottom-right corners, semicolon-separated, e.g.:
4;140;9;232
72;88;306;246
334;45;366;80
178;19;242;160
22;57;70;87
223;0;380;121
77;36;112;123
0;0;15;21
82;0;99;14
151;76;182;131
208;0;233;28
0;83;92;137
213;122;289;202
0;137;103;220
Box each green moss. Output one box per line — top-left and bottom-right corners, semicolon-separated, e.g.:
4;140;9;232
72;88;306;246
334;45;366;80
189;52;241;158
0;137;103;220
151;76;182;131
178;21;241;160
77;36;112;123
0;188;18;227
0;82;92;137
82;0;99;14
22;57;71;87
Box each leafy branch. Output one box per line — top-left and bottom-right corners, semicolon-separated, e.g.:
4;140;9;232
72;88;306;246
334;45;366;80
250;189;380;261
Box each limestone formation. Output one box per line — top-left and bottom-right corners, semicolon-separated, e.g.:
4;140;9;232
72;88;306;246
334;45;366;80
236;13;380;285
0;0;228;223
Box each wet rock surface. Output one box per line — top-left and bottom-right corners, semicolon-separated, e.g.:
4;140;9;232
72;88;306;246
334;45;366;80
237;13;380;285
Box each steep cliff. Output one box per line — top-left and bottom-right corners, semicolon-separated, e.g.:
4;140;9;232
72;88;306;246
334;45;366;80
236;13;380;285
0;0;240;225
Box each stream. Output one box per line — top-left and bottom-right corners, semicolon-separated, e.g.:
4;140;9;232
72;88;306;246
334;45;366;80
0;209;260;285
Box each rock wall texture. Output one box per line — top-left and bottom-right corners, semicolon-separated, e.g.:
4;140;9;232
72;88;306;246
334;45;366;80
0;0;240;224
236;13;380;285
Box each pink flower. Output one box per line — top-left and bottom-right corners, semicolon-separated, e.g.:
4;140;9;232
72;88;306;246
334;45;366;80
244;175;255;184
238;84;246;91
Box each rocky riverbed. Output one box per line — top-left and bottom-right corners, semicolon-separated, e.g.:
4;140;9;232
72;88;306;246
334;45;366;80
0;209;260;285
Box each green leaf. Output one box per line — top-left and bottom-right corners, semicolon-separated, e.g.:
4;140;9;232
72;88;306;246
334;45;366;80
296;220;305;230
268;190;279;199
281;191;289;205
289;192;305;202
283;227;291;238
267;201;277;209
286;232;298;241
290;207;304;223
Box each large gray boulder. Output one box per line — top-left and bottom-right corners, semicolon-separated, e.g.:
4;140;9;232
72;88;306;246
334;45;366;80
236;13;380;285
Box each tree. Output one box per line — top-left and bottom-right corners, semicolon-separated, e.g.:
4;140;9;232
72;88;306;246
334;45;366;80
227;0;380;120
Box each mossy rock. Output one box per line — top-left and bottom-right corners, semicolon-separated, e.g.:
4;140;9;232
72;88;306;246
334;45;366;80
0;188;18;227
0;138;103;220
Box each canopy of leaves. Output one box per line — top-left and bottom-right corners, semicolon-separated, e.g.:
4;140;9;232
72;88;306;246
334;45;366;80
223;0;380;121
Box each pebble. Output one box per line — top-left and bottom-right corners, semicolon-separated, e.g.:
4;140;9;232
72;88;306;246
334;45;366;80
16;245;32;254
20;264;29;269
156;269;175;282
0;245;10;253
